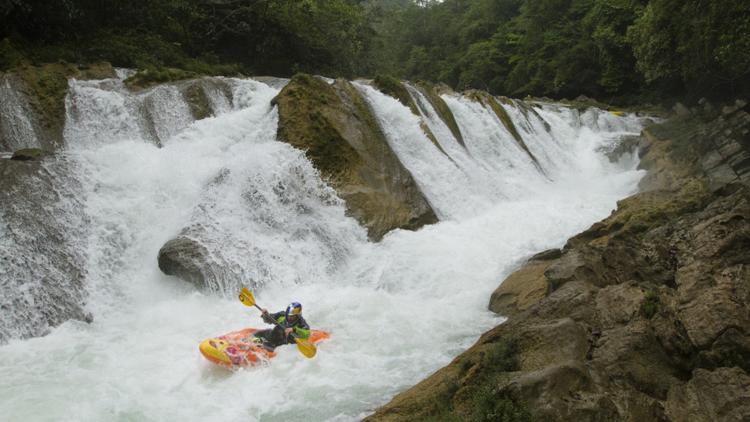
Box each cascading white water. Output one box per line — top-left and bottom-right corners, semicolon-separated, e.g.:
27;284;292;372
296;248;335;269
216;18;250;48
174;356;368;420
0;73;647;421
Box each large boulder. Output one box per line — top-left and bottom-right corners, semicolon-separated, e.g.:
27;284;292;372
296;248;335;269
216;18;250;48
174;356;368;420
157;236;214;288
272;74;437;240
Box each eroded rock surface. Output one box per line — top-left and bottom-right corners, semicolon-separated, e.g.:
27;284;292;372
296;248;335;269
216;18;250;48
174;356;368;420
273;74;437;240
366;105;750;421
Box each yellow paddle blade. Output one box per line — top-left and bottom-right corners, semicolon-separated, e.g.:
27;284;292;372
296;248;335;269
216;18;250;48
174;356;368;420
295;338;317;358
239;288;256;307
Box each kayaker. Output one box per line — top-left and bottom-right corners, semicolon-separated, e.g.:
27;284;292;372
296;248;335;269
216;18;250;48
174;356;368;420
254;302;310;350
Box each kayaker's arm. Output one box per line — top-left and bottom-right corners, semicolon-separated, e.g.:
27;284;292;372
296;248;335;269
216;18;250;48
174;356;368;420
292;316;311;340
264;311;284;325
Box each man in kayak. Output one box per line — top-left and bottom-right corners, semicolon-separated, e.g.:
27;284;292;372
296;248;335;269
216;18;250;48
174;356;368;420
253;302;311;350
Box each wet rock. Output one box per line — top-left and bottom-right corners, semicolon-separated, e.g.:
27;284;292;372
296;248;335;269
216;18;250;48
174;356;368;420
604;135;641;162
10;148;46;161
529;248;562;261
367;108;750;421
6;62;116;150
273;74;437;240
414;81;465;148
157;236;214;288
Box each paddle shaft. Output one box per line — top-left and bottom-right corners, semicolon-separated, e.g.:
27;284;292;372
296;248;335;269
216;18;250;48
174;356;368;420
255;303;300;336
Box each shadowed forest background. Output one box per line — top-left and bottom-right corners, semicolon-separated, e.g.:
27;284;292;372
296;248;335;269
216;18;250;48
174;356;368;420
1;0;749;104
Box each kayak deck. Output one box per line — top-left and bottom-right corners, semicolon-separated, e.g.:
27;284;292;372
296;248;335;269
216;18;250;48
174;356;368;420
199;327;330;368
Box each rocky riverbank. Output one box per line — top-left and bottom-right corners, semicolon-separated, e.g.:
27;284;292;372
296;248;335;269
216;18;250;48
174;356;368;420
366;101;750;421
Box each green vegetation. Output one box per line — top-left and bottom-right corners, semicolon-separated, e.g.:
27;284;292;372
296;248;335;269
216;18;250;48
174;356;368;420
482;337;521;373
472;384;532;422
432;339;531;421
10;148;46;161
641;289;660;319
372;0;750;103
2;0;747;103
469;339;531;422
0;0;373;78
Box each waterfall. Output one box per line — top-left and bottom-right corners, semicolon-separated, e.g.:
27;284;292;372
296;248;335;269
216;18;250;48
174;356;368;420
0;73;647;421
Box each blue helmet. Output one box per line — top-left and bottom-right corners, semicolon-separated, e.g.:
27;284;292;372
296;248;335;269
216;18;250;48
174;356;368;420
286;302;302;319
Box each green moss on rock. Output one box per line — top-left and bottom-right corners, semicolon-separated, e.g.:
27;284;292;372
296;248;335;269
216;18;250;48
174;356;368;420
273;73;437;240
371;76;449;157
125;67;198;91
578;178;711;247
11;62;116;148
468;90;541;168
640;289;660;319
10;148;46;161
373;75;419;115
416;81;465;148
183;82;213;120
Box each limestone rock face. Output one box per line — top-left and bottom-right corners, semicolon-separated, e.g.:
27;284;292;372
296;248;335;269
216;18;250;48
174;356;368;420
489;256;552;316
273;74;437;240
665;367;750;422
366;105;750;421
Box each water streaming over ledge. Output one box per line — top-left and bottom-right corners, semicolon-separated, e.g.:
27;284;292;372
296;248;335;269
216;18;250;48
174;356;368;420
0;73;647;421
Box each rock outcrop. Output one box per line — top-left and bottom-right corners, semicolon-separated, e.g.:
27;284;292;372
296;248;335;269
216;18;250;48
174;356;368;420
0;62;116;151
366;103;750;421
273;74;437;240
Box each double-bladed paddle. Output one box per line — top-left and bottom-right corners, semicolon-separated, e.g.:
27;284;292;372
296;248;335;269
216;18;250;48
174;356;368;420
239;287;317;358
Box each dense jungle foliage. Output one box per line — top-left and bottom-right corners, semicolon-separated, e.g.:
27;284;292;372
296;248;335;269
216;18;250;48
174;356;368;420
1;0;748;103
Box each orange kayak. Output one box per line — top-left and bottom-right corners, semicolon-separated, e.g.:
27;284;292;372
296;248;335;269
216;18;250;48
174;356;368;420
199;327;330;368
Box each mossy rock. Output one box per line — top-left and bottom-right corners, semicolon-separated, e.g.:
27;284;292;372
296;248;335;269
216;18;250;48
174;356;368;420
373;74;419;115
371;76;449;156
182;82;213;120
76;62;116;80
11;62;116;148
600;178;709;240
273;73;437;240
273;74;361;178
640;289;660;319
416;81;465;148
124;67;198;91
10;148;46;161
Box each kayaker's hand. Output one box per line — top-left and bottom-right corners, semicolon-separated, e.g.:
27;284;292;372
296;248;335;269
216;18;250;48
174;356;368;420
261;309;268;316
284;328;293;336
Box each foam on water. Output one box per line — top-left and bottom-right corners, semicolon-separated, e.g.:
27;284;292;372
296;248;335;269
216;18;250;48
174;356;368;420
0;76;646;421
